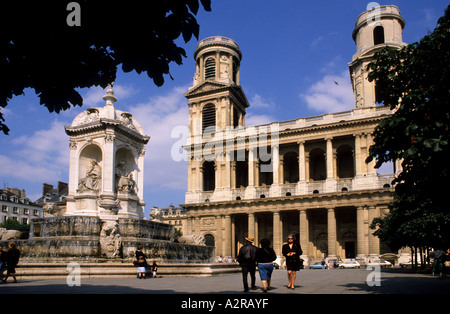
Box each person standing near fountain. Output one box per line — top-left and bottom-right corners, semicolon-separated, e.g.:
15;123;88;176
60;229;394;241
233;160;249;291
2;242;20;283
135;247;148;279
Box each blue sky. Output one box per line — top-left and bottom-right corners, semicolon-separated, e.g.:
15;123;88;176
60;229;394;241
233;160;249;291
1;1;448;217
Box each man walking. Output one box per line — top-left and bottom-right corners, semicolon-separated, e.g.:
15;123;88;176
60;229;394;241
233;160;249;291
237;236;257;292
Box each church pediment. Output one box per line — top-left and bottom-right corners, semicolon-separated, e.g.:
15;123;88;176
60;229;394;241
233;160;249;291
184;81;249;108
184;81;229;98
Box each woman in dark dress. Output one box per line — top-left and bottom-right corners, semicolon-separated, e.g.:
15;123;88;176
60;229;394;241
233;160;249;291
282;235;302;290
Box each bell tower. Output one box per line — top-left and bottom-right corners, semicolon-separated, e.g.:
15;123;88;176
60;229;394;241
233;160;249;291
185;36;249;136
349;4;407;108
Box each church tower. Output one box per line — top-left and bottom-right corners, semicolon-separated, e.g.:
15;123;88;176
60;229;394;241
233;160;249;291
184;36;250;203
185;36;249;136
349;4;407;108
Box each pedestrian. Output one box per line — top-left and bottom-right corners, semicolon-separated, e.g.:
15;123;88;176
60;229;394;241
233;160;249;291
135;247;148;279
237;235;257;292
431;248;444;277
282;234;303;290
0;245;6;281
2;241;20;283
255;238;277;293
151;260;158;278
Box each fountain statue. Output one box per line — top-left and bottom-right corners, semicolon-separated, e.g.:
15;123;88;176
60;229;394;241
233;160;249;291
4;86;213;265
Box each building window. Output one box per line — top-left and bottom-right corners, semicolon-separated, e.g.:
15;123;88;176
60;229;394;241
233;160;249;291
202;103;216;134
12;207;18;214
309;148;326;181
2;205;7;213
373;26;385;45
283;151;299;183
204;57;216;80
33;210;39;216
202;161;215;191
336;145;355;178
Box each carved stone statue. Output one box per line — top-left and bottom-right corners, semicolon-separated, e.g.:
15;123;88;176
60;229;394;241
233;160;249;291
149;206;162;222
115;161;136;194
43;203;61;217
77;160;101;192
100;221;122;258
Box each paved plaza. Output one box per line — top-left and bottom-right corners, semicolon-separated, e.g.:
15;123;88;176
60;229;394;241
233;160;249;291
1;268;449;294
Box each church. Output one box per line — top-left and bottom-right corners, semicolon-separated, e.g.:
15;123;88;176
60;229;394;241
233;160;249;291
181;5;409;265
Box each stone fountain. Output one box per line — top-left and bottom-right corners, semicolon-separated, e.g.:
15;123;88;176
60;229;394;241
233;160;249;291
6;86;214;269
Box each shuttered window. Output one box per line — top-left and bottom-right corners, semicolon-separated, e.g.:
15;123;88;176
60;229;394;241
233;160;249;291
205;57;216;80
202;103;216;133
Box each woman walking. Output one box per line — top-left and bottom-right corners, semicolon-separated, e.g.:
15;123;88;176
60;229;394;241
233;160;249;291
255;238;277;292
282;235;302;290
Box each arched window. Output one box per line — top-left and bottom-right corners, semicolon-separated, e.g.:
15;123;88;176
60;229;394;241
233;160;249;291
202;161;215;191
336;145;355;178
373;26;385;45
309;148;326;181
202;103;216;134
205;57;216;80
283;151;299;183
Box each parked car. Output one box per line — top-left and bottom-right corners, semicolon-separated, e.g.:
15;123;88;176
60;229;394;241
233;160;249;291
309;262;327;269
339;260;360;269
367;260;393;268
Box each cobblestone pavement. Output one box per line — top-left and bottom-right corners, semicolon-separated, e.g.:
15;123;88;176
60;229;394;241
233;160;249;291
1;268;449;294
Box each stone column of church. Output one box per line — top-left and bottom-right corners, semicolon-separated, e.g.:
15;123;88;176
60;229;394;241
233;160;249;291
248;212;255;238
273;211;281;256
368;206;380;257
326;137;334;179
327;208;337;259
299;141;306;181
272;145;280;184
215;215;223;257
299;209;309;258
248;147;255;186
356;206;367;258
354;134;362;176
224;214;232;257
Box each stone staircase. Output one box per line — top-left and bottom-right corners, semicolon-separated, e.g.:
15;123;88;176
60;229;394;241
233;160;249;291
14;262;241;279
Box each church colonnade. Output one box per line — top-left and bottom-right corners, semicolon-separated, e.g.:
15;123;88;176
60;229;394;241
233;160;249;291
185;204;386;262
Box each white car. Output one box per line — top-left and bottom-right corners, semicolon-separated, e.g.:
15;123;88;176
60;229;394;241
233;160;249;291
367;260;393;268
339;260;360;269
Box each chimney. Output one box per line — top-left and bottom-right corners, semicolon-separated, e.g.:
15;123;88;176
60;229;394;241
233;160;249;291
42;183;53;196
57;181;68;196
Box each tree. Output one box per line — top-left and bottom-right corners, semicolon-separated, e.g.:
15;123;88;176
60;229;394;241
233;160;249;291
0;0;211;135
367;4;450;250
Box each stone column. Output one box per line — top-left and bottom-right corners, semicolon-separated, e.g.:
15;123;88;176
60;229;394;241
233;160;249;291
356;206;367;258
248;212;255;238
273;211;282;256
102;133;116;196
224;214;232;257
215;215;223;257
299;209;309;258
354;134;362;176
368;206;380;258
327;208;337;259
248;148;255;186
299;141;306;181
272;145;280;184
326;137;334;179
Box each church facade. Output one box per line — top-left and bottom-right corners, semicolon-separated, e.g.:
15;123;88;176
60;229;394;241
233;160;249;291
181;5;407;264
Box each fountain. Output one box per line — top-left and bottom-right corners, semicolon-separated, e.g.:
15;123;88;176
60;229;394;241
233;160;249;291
0;86;223;277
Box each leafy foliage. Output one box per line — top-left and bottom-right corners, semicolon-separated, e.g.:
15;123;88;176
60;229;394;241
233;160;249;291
0;0;211;135
0;218;30;233
367;5;450;250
